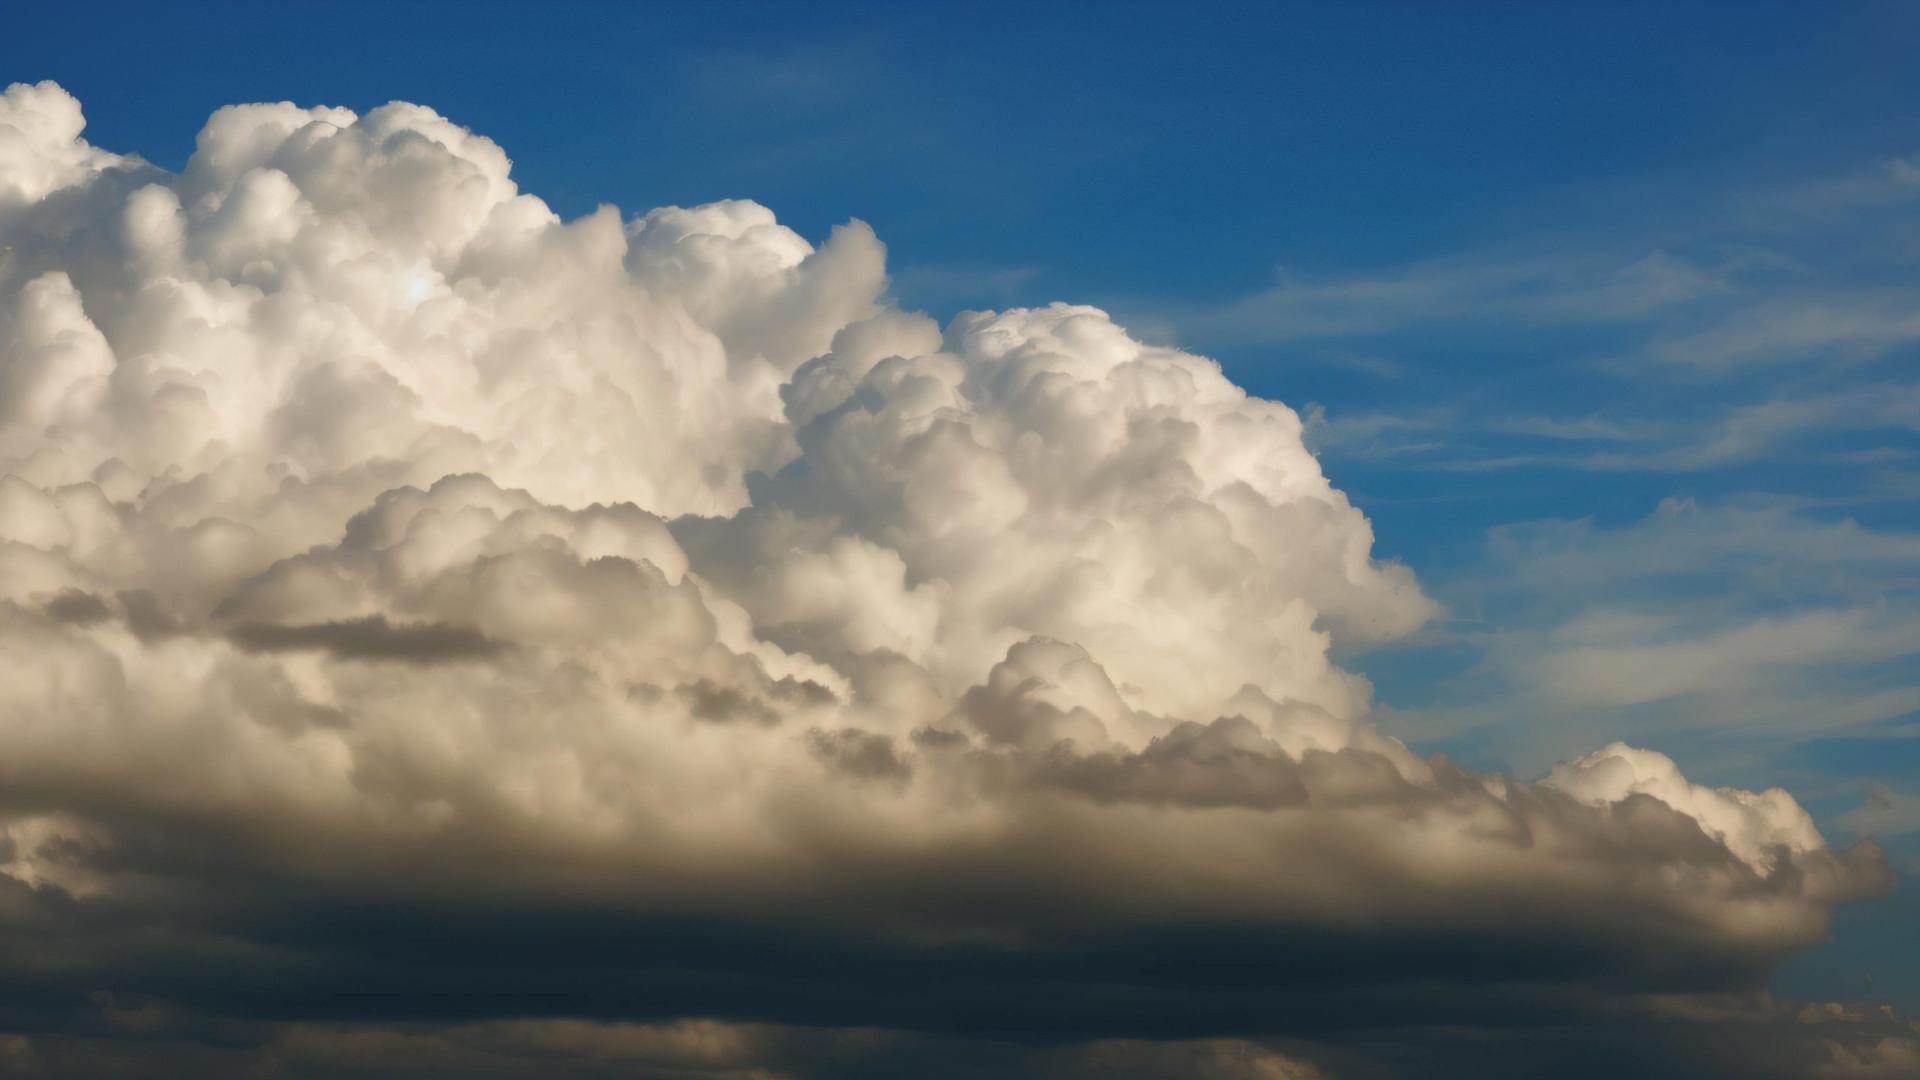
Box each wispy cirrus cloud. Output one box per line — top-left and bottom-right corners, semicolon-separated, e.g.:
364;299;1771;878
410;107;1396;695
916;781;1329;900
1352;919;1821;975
1839;785;1920;842
1378;496;1920;772
1150;147;1920;486
1635;292;1920;371
1174;248;1729;345
1404;382;1920;473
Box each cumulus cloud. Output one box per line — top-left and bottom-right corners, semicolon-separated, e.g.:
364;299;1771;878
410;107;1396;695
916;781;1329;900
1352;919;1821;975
0;82;1896;1078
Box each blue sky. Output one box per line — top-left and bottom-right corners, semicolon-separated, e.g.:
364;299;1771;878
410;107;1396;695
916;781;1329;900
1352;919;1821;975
9;0;1917;1009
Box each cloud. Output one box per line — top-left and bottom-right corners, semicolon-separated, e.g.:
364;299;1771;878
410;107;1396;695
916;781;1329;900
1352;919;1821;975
0;81;129;208
1643;294;1920;370
225;614;501;663
1141;143;1920;491
0;82;1896;1078
1490;414;1647;442
1380;497;1920;776
1839;786;1920;840
5;1006;1920;1080
1157;146;1920;377
1300;402;1448;459
1307;377;1920;474
1171;249;1726;345
1537;608;1920;709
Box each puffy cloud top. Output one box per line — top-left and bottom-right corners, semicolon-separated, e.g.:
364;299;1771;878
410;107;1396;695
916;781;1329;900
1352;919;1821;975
0;82;127;207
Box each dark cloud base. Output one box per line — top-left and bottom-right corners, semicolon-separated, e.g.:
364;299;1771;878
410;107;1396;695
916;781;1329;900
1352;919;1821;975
0;862;1911;1079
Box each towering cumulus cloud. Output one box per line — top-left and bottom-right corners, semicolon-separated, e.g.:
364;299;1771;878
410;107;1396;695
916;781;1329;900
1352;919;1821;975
0;82;1904;1078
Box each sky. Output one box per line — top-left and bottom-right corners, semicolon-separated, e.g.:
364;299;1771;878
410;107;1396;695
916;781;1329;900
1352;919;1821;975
1;2;1917;1076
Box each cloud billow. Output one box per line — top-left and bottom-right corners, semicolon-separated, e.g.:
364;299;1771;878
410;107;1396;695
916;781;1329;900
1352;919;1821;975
0;81;1905;1078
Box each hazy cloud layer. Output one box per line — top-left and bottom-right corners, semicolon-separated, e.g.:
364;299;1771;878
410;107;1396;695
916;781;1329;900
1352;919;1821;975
0;82;1900;1077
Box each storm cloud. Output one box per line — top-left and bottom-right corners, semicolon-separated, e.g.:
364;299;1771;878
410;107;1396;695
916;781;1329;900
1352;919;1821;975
0;81;1905;1077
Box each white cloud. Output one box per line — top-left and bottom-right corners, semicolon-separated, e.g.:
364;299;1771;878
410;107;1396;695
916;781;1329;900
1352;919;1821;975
0;81;128;207
0;82;1893;1075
